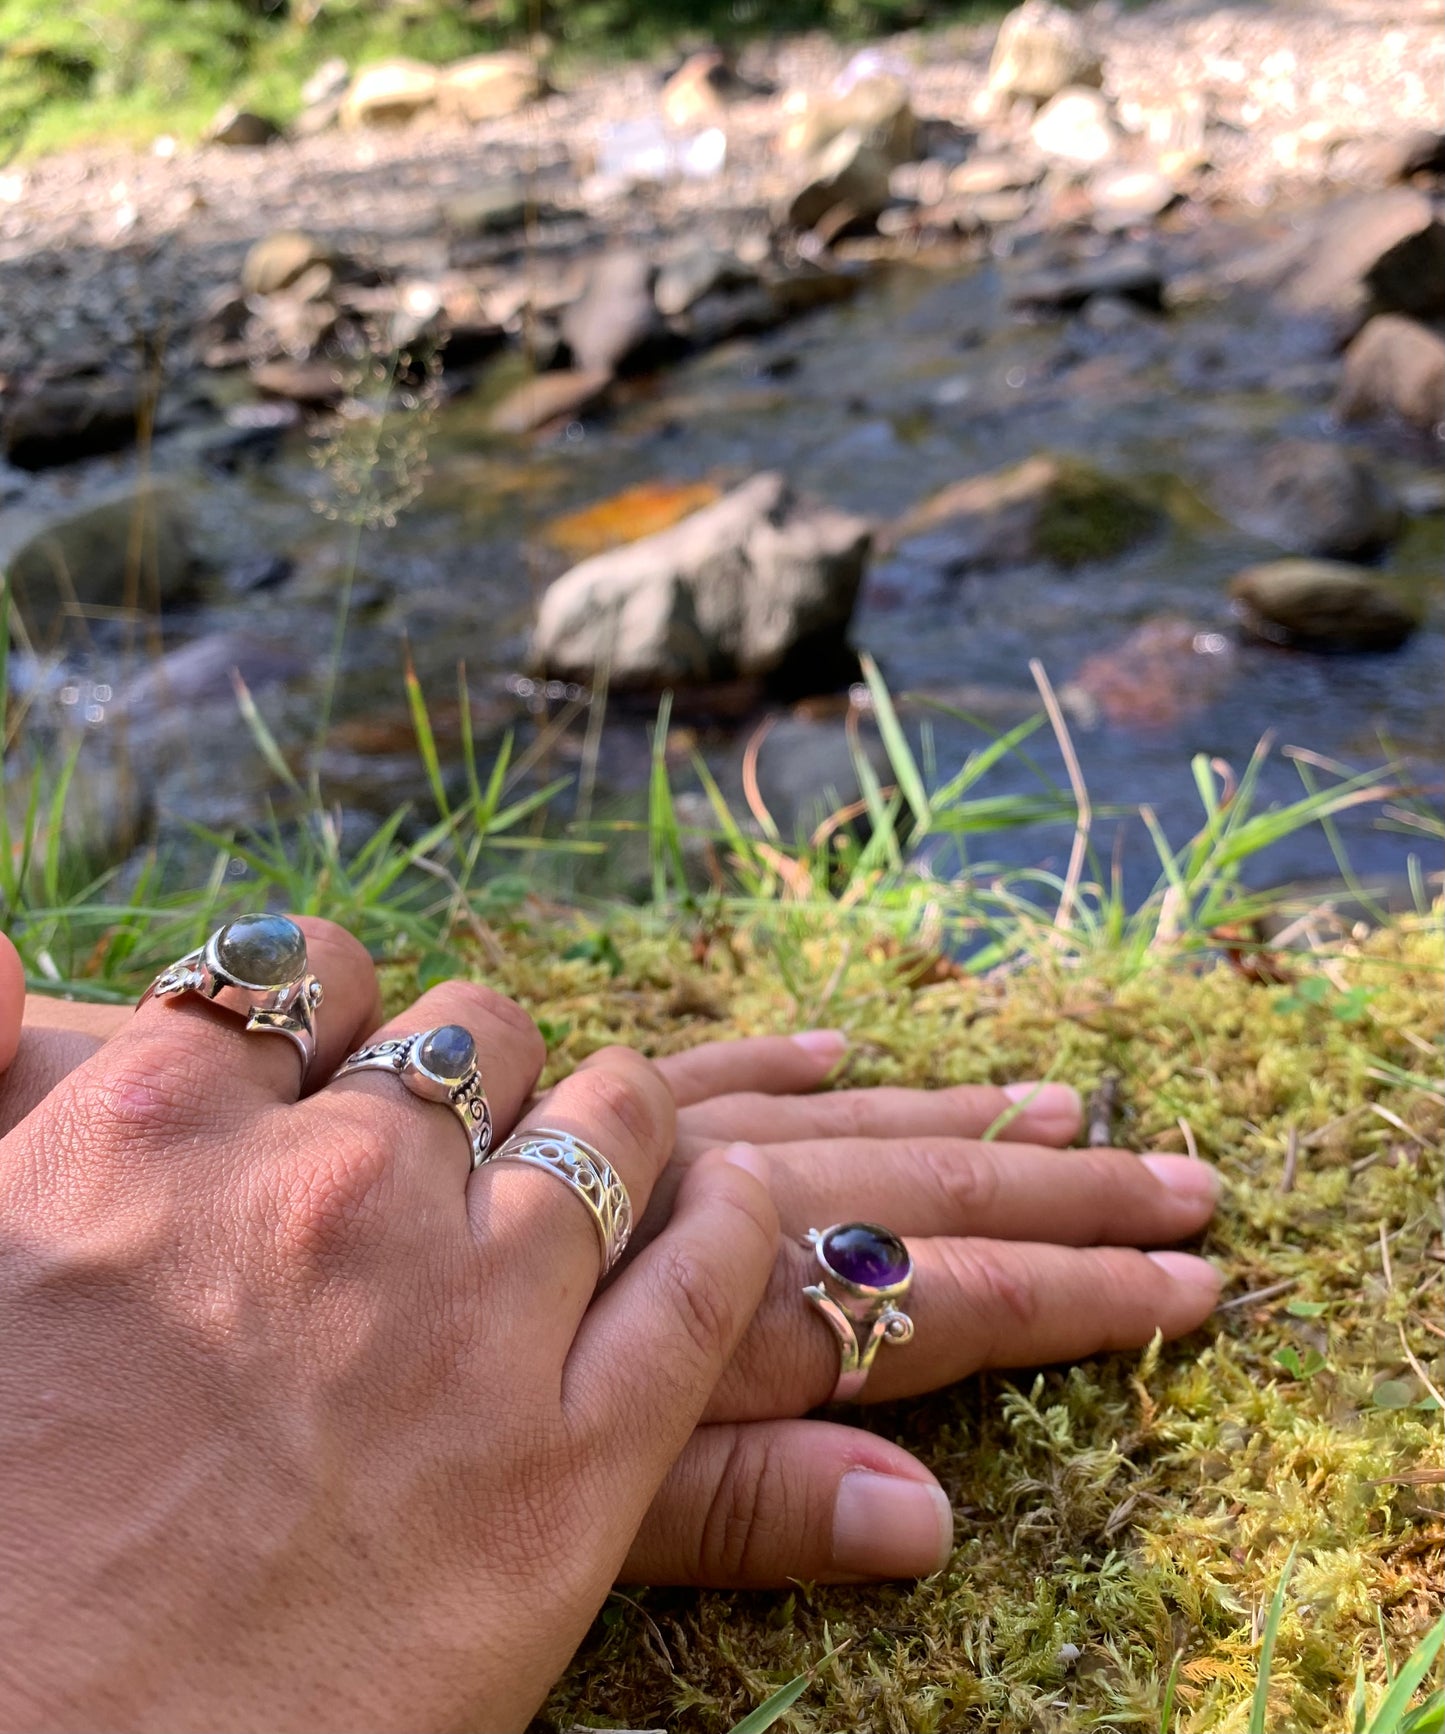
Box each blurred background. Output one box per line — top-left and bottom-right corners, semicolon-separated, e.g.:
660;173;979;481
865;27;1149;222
2;0;1442;949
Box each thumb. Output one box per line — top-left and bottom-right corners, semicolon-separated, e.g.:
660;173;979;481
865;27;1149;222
0;933;24;1073
618;1419;954;1588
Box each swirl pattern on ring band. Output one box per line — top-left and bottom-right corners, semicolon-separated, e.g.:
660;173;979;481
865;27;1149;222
481;1129;633;1278
334;1032;493;1169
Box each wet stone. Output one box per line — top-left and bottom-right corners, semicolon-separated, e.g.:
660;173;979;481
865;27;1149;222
820;1223;911;1288
215;914;307;985
418;1023;477;1081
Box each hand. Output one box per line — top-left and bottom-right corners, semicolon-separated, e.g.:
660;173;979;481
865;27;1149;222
0;955;1221;1592
0;923;777;1731
615;1034;1221;1586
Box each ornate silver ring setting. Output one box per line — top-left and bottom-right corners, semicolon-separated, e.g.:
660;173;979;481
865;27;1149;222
482;1128;633;1280
802;1221;915;1403
333;1024;493;1169
140;914;323;1081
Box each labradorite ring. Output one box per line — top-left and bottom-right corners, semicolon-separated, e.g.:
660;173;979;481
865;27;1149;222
140;913;323;1081
802;1221;915;1403
332;1025;493;1169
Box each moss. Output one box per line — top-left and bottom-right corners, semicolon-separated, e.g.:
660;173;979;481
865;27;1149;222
1034;458;1162;569
378;913;1444;1731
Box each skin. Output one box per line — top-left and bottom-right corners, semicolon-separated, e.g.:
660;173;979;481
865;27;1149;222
2;928;1221;1606
0;925;778;1731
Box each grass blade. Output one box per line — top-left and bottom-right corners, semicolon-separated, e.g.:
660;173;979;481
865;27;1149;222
1367;1615;1445;1734
725;1672;811;1734
860;652;931;832
1250;1545;1297;1734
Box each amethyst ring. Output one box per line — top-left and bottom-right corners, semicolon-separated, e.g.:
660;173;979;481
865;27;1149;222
802;1222;915;1403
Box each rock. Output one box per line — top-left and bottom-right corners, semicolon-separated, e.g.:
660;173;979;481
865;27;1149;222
1010;243;1164;312
1283;189;1445;337
543;480;722;559
251;358;343;408
654;246;754;318
1335;314;1445;430
340;59;440;129
487;369;612;435
1335;129;1445;185
441;180;532;236
987;0;1102;104
661;51;741;130
531;472;872;691
302;59;350;108
207;107;281;147
1064;617;1234;729
437;52;542;123
1089;166;1178;229
888;454;1160;571
948;155;1041;197
783;74;917;168
1031;86;1117;167
1229;559;1419;652
240;229;333;297
786;129;892;232
560;251;665;377
1;378;141;471
1222;440;1401;557
3;485;199;631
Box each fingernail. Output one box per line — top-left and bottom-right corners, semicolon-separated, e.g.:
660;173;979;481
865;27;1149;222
720;1142;770;1186
832;1471;954;1578
792;1029;847;1061
1140;1154;1222;1203
1002;1081;1081;1125
1147;1250;1224;1297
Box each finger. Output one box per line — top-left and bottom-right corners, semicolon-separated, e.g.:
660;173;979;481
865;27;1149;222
468;1046;676;1347
22;996;131;1042
654;1031;847;1107
710;1236;1222;1420
748;1138;1221;1242
0;934;22;1072
315;977;547;1187
678;1080;1083;1151
114;916;381;1111
619;1419;952;1587
570;1145;777;1476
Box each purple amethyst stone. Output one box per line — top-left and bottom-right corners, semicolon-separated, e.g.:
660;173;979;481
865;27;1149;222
819;1222;911;1290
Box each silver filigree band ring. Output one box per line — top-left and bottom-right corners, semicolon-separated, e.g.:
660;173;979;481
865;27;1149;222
332;1025;493;1169
480;1128;633;1279
139;914;324;1082
802;1221;915;1403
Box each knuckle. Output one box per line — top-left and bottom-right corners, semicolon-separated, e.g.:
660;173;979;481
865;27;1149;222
913;1140;997;1223
943;1239;1040;1339
569;1054;669;1159
460;985;544;1053
269;1111;394;1269
68;1045;216;1150
654;1241;737;1370
698;1432;799;1584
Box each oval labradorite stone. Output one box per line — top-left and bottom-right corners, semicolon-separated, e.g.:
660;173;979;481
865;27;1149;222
417;1023;477;1082
820;1222;911;1289
214;914;307;987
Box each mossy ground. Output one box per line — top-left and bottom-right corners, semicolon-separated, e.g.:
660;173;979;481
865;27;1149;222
388;912;1443;1732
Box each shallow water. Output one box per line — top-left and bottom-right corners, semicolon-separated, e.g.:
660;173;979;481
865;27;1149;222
13;207;1445;903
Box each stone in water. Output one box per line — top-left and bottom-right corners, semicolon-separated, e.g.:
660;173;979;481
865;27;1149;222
820;1223;911;1288
417;1024;477;1083
215;915;308;986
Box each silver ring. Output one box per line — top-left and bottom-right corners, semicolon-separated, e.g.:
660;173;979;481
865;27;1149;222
481;1128;632;1279
802;1221;915;1403
139;914;323;1081
333;1025;493;1169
